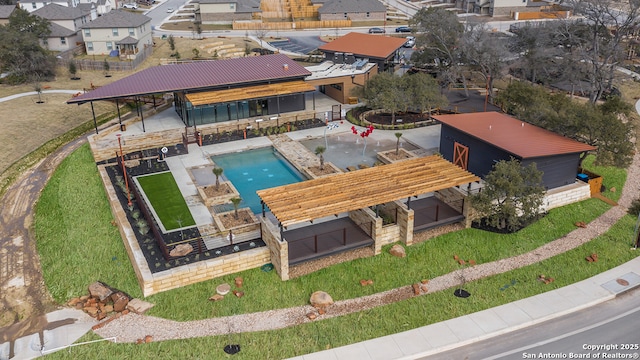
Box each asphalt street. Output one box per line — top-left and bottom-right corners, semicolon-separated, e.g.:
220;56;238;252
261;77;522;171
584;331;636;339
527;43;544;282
421;287;640;360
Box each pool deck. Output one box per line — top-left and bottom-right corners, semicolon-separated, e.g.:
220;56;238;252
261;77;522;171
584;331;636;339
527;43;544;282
105;92;443;240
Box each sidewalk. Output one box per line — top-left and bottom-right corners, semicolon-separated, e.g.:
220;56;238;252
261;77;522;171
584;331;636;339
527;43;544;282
289;257;640;360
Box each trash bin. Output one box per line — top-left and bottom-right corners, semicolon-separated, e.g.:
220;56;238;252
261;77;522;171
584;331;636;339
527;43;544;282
577;173;588;182
120;124;126;131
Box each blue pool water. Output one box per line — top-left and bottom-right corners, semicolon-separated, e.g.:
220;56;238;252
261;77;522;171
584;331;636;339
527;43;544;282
211;147;304;213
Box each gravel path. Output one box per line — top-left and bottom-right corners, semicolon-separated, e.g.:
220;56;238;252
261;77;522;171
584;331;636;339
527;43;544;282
95;150;640;343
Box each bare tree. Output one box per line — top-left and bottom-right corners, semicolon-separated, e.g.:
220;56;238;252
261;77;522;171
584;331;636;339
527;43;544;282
561;0;640;102
253;24;270;48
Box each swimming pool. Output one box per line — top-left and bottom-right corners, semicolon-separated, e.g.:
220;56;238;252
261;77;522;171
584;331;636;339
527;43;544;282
211;147;304;214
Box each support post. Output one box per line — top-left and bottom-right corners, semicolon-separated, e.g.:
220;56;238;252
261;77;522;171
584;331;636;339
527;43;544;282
91;101;98;134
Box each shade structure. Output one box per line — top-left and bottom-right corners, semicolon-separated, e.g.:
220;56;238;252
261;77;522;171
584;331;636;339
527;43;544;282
257;155;480;227
185;81;316;106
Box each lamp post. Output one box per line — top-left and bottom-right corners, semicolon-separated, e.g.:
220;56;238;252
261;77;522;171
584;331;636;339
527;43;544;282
116;134;132;208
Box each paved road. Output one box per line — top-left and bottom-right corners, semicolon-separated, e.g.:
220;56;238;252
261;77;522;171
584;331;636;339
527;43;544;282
421;288;640;360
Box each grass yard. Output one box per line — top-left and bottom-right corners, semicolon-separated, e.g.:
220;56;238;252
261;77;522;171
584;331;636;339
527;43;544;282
136;172;195;230
34;144;143;301
43;214;639;360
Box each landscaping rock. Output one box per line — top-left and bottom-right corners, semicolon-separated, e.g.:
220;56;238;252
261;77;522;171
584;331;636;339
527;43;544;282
360;279;368;286
389;244;406;258
209;294;224;301
127;298;155;314
88;281;114;302
169;243;193;257
310;291;334;308
412;283;420;295
235;277;243;288
216;283;231;295
233;290;244;298
112;292;129;312
144;335;153;343
306;312;317;320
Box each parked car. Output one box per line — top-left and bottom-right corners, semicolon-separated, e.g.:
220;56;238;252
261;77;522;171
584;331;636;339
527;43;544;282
122;2;138;8
368;27;385;34
167;7;174;12
403;36;415;48
395;26;411;33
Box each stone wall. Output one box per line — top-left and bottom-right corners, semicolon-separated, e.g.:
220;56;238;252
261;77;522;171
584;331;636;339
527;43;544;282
396;200;414;245
348;208;381;253
99;165;271;297
544;182;591;211
260;216;290;280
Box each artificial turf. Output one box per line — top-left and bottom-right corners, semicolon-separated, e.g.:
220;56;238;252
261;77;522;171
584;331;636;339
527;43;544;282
136;172;195;230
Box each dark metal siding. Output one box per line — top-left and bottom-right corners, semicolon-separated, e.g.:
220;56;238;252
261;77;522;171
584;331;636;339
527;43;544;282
439;124;513;178
439;124;580;189
522;154;580;189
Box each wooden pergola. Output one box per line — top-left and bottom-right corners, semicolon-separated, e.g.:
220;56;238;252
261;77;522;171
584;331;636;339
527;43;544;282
185;81;316;106
257;155;480;228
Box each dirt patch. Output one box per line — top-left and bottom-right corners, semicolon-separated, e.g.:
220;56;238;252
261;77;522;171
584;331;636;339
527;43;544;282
202;183;234;197
306;165;340;177
218;209;255;229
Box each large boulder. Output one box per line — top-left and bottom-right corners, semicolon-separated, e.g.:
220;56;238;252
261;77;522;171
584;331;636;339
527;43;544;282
169;243;193;257
389;244;406;258
310;291;334;308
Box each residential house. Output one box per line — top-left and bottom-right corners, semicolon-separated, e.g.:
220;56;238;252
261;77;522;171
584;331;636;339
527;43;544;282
455;0;549;16
19;0;80;13
78;0;114;16
80;9;152;59
33;4;93;51
315;0;386;21
0;4;18;25
194;0;260;24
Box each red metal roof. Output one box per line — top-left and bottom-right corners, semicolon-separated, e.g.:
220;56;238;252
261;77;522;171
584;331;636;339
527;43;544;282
67;54;311;104
318;32;407;60
433;112;596;158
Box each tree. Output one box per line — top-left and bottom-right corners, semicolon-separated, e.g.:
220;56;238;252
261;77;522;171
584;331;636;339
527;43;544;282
168;34;176;51
459;23;511;103
0;11;56;84
394;132;402;155
359;72;405;123
230;197;242;220
315;146;326;170
68;60;79;80
496;81;634;167
409;8;465;94
557;0;640;103
403;72;447;115
253;24;270;48
103;59;110;77
469;158;545;232
212;167;224;191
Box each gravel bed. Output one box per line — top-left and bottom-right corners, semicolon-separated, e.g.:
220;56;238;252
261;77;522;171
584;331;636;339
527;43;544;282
95;151;640;343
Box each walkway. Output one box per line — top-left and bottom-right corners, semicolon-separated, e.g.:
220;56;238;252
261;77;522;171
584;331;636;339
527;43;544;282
0;90;81;103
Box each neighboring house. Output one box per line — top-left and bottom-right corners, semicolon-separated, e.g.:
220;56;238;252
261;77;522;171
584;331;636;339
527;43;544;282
0;4;18;25
433;112;596;190
33;3;92;51
80;9;152;59
318;32;406;73
194;0;260;24
455;0;548;16
78;0;113;16
315;0;385;21
18;0;80;13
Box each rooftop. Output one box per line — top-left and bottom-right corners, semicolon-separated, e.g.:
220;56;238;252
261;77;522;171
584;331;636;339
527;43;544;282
67;53;312;104
317;0;386;13
318;32;407;60
433;111;596;158
80;9;150;28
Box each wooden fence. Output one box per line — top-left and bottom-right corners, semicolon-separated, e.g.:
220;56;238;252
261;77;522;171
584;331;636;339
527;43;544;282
58;46;153;72
233;19;350;30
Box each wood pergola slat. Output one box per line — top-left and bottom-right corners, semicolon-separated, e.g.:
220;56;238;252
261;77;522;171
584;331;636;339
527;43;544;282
257;155;480;227
185;81;316;106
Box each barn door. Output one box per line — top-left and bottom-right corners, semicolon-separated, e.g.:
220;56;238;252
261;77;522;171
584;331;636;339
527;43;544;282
453;142;469;170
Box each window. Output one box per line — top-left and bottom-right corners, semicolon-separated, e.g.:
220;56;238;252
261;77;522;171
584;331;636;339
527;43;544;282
87;42;93;51
31;2;36;9
343;12;347;18
60;37;66;45
106;41;113;51
112;28;119;36
128;27;135;36
229;3;234;8
84;28;91;37
366;12;370;17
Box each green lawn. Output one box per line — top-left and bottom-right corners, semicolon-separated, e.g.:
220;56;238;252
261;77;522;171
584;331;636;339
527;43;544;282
35;145;638;359
136;172;195;230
